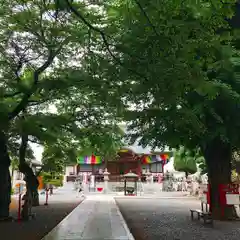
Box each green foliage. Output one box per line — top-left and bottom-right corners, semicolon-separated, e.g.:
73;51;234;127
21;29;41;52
42;143;74;173
77;124;124;161
173;146;197;175
196;156;207;175
0;0;123;174
98;0;240;156
41;123;124;173
2;0;239;219
41;172;63;187
41;172;52;182
48;179;63;187
174;146;207;175
10;158;19;172
8;137;34;161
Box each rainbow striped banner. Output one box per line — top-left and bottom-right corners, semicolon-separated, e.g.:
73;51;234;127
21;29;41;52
78;155;103;164
142;156;152;164
142;154;170;164
160;154;169;161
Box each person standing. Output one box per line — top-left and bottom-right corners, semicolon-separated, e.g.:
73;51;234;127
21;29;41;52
77;182;83;198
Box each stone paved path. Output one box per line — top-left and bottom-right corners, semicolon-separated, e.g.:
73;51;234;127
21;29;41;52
1;196;83;240
116;197;240;240
42;195;134;240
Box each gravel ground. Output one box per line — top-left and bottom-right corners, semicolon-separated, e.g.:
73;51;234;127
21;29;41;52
0;193;84;240
116;197;240;240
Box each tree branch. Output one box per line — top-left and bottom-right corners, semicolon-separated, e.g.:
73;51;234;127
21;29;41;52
3;91;22;98
65;0;122;63
36;166;43;176
8;44;63;120
65;0;148;82
134;0;160;37
19;132;28;165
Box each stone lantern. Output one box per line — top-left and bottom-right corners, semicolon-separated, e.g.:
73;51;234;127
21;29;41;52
124;171;138;196
103;168;110;194
146;168;153;184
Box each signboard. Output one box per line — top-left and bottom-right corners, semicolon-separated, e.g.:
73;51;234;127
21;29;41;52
226;194;240;205
219;183;239;217
219;183;239;205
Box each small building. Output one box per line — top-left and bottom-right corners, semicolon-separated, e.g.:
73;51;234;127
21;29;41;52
11;159;42;190
64;164;78;182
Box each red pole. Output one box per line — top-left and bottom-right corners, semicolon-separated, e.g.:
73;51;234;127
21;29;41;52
208;184;212;213
44;189;49;206
18;192;21;223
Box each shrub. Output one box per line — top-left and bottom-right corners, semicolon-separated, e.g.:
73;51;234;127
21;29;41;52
48;179;63;187
42;172;52;183
41;172;64;187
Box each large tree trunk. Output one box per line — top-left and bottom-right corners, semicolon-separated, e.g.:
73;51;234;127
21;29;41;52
19;163;39;219
32;182;40;206
19;133;39;220
0;131;11;220
203;139;236;220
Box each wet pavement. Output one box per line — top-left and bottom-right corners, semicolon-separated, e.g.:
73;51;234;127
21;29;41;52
116;198;240;240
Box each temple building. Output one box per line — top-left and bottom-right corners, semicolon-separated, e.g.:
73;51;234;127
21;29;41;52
64;147;172;182
64;123;172;182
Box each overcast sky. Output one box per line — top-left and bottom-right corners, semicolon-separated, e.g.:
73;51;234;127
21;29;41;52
30;142;43;162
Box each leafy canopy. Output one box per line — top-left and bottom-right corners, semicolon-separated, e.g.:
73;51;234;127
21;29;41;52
173;146;197;175
96;0;240;152
0;0;124;168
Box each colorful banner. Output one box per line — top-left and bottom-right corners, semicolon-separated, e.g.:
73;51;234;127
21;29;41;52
142;154;170;164
142;156;152;164
78;155;103;164
160;154;170;165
